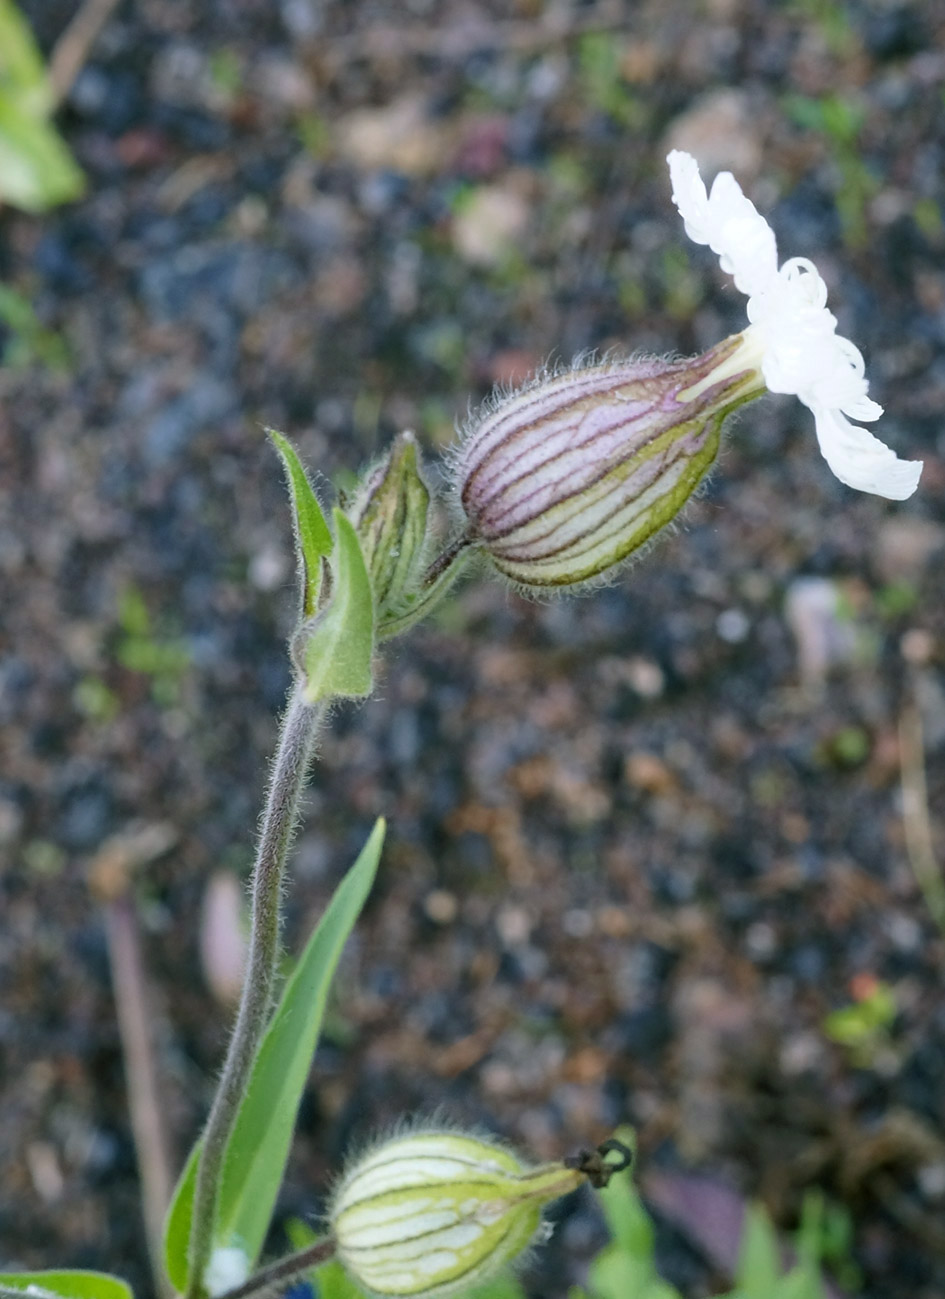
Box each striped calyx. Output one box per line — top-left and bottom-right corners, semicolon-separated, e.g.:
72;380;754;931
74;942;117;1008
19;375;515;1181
455;340;764;587
329;1131;586;1297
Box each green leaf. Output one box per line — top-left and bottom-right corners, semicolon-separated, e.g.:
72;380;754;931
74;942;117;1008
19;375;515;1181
269;430;333;619
735;1204;782;1298
216;818;385;1266
0;1272;133;1299
163;1142;200;1293
162;822;384;1291
0;0;50;108
0;90;85;212
304;510;374;703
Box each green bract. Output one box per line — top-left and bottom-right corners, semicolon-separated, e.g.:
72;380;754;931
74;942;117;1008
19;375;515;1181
303;510;375;704
348;431;433;639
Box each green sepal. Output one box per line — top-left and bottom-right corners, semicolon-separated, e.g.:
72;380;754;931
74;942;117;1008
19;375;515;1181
162;821;385;1291
0;1272;133;1299
269;429;334;620
349;432;431;636
304;510;374;703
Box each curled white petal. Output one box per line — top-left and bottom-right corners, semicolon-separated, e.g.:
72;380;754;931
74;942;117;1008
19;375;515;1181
667;150;922;499
668;149;777;297
813;407;923;501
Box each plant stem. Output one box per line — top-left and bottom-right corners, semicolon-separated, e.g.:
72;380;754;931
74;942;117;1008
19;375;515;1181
212;1239;336;1299
186;681;322;1298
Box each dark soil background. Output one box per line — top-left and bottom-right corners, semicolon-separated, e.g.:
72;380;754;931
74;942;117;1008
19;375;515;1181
2;1;945;1296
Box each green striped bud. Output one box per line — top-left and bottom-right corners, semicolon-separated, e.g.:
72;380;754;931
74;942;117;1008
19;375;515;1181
330;1131;624;1297
348;431;433;639
455;337;764;588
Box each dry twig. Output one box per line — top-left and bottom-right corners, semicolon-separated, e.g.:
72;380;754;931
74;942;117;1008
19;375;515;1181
899;702;945;934
48;0;123;108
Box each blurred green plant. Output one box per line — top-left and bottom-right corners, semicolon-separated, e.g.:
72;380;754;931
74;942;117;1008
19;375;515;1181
791;0;857;56
115;585;192;706
0;281;69;369
783;93;876;248
0;0;85;211
567;1151;843;1299
823;975;897;1068
577;32;643;129
873;580;919;620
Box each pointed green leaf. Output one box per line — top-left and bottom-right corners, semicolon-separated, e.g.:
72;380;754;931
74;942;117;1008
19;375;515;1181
304;511;374;703
162;821;384;1289
269;429;333;619
163;1142;200;1293
735;1204;782;1298
0;0;52;107
0;1272;132;1299
217;818;385;1265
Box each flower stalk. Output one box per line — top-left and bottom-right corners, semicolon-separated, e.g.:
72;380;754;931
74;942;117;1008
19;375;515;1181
210;1239;336;1299
185;681;323;1299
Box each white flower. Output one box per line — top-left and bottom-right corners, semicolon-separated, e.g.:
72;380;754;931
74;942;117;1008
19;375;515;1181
667;149;922;500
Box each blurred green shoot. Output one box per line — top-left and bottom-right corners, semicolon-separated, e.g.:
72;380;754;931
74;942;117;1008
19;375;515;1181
874;580;919;621
0;282;69;369
0;0;85;211
116;585;192;706
208;47;243;100
797;1191;862;1295
791;0;857;56
822;975;897;1065
559;1128;843;1299
783;93;876;247
577;32;643;129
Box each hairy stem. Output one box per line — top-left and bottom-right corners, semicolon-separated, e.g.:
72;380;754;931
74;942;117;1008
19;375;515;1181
212;1239;336;1299
186;682;322;1297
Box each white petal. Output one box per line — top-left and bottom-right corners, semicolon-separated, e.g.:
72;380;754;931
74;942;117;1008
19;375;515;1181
812;406;923;500
668;151;923;499
667;150;711;245
667;151;777;296
705;172;778;296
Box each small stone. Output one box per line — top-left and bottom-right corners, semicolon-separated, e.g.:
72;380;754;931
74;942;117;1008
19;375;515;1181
496;904;531;946
784;576;858;684
337;96;447;175
248;543;290;591
423;889;458;925
716;607;750;643
625;656;665;698
664;89;763;181
876;517;945;582
452;183;531;267
901;628;935;664
624;752;675;795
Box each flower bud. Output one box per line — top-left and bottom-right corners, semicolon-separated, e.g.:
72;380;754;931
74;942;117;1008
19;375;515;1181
330;1130;599;1297
455;340;762;588
349;431;432;638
